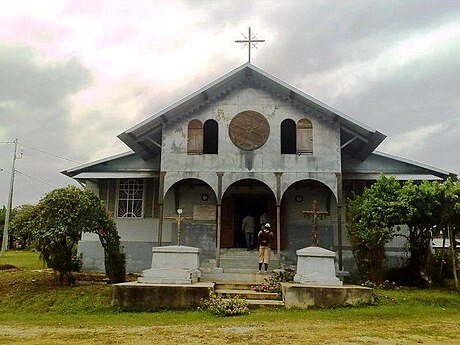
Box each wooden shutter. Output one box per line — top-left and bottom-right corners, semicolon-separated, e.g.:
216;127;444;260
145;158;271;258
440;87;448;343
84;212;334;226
187;120;203;154
297;118;313;154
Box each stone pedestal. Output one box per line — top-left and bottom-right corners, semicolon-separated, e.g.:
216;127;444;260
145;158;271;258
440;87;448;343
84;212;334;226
294;246;342;286
138;245;201;284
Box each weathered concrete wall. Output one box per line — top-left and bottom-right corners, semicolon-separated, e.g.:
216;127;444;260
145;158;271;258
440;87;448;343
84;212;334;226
282;283;374;308
161;86;341;199
78;240;157;273
112;282;214;311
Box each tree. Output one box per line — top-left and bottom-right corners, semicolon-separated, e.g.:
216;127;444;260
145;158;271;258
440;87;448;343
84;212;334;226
9;204;37;249
436;179;460;290
398;180;440;286
347;175;402;282
33;186;125;285
1;205;18;249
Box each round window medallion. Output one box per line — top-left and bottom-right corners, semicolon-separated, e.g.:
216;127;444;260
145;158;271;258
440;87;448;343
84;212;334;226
228;111;270;150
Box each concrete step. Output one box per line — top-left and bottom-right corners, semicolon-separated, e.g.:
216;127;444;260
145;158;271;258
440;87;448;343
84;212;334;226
220;298;284;308
221;268;262;274
215;282;255;290
220;258;281;267
246;299;285;307
216;289;280;300
201;272;270;283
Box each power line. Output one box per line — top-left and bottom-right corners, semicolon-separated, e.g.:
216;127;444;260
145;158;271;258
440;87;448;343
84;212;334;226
15;173;46;196
19;142;82;164
15;170;59;189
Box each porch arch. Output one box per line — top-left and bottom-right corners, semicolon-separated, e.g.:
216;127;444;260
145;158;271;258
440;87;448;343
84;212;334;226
161;178;218;262
220;178;278;250
280;179;338;261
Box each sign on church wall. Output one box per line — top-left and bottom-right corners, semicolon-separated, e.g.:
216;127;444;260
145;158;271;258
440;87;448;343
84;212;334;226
193;205;216;221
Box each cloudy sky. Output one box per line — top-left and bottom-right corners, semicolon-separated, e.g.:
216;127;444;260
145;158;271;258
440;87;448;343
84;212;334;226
1;0;459;207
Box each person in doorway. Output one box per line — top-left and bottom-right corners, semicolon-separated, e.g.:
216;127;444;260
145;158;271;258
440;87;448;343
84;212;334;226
257;223;274;273
241;214;255;250
259;212;269;230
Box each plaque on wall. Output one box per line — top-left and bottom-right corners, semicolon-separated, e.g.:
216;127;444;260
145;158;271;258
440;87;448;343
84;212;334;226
193;205;216;221
228;110;270;150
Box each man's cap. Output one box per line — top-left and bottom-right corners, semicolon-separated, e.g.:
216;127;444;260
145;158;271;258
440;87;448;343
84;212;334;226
265;223;270;228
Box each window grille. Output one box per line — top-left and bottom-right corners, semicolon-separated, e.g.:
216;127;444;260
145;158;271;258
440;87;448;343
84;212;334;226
117;179;143;218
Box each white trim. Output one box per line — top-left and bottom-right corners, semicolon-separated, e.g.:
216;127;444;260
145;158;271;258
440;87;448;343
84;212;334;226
343;174;443;180
373;151;452;176
121;63;380;137
64;151;135;173
74;172;157;179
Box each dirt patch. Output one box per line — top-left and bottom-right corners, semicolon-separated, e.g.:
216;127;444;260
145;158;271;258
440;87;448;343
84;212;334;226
0;264;17;271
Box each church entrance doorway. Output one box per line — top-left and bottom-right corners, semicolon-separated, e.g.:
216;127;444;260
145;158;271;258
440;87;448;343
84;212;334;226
221;179;276;248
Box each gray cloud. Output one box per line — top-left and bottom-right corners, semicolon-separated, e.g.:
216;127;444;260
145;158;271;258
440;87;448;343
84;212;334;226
1;0;459;207
0;44;92;206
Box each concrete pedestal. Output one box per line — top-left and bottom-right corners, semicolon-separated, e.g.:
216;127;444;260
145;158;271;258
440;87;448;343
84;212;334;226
138;245;201;284
294;246;342;286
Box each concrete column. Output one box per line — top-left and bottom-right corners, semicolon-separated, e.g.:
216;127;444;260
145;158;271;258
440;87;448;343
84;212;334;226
276;205;281;255
336;173;343;271
157;172;166;246
337;205;343;271
216;172;224;267
275;172;283;255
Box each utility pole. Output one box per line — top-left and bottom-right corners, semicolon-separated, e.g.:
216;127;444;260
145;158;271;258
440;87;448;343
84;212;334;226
1;138;19;253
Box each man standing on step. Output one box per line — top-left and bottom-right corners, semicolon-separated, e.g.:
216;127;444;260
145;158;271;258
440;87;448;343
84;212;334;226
241;214;255;250
257;223;274;274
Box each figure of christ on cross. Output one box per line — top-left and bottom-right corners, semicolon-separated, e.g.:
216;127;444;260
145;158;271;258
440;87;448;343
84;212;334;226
302;200;329;247
164;208;193;246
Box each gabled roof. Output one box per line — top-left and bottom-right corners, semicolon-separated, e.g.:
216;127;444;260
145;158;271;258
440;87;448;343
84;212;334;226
118;63;386;160
342;150;455;180
61;151;159;179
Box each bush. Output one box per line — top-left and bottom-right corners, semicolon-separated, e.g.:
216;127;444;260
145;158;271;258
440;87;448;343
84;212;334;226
431;249;460;280
201;291;249;316
252;269;295;293
32;186;125;285
362;279;398;290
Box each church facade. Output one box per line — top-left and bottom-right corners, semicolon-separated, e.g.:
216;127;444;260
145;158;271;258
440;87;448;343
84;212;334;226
63;63;452;273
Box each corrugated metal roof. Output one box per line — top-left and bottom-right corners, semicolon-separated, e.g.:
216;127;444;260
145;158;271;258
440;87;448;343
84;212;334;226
73;171;157;180
118;63;386;160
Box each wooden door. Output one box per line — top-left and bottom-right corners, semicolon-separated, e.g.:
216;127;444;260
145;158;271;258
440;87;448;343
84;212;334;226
221;197;234;247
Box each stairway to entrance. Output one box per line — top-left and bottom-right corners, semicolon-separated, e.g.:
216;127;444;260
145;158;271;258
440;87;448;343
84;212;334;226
200;248;294;282
214;282;284;307
220;248;284;273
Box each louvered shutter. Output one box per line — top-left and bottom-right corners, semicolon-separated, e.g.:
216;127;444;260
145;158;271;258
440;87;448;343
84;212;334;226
187;120;203;154
297;118;313;154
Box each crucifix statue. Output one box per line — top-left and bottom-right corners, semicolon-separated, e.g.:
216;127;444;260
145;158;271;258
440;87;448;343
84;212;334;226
302;200;329;247
164;208;193;246
234;27;265;63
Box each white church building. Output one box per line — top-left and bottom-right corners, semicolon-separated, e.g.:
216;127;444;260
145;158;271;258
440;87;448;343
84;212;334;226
63;63;452;274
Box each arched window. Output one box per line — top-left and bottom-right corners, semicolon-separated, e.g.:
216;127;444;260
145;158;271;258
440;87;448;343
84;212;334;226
281;119;296;154
187;119;203;154
203;119;218;154
297;118;313;154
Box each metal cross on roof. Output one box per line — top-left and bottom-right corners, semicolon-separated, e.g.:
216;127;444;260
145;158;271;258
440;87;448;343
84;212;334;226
234;27;265;63
302;200;329;247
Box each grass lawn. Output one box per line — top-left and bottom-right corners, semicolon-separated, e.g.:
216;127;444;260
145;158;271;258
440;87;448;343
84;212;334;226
0;252;459;344
0;250;45;270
